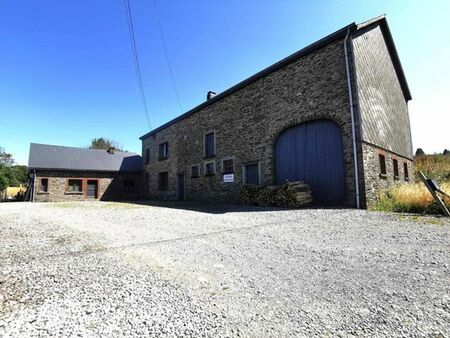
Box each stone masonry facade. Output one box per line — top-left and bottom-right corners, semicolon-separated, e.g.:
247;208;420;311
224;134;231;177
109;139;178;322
141;18;413;208
352;23;414;206
143;38;360;207
362;143;414;207
34;170;143;202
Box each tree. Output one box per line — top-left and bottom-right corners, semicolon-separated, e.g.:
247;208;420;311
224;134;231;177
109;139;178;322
0;147;14;166
415;148;425;157
89;138;123;151
0;148;28;190
443;149;450;156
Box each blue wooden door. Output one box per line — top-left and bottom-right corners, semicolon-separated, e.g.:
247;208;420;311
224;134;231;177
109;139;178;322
275;119;346;205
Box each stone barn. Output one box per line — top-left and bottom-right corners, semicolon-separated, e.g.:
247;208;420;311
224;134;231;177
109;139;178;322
139;15;413;208
28;143;143;202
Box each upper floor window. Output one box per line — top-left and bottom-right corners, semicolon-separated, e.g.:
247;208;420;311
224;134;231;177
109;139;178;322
204;131;215;158
222;159;234;174
393;159;399;179
159;142;168;161
40;178;48;192
379;154;387;177
403;162;409;181
145;148;150;164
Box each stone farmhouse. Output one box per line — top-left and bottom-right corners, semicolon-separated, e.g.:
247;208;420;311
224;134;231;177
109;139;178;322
28;143;143;202
140;15;414;208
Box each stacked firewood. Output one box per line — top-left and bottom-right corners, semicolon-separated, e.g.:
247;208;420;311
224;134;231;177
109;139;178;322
240;181;313;208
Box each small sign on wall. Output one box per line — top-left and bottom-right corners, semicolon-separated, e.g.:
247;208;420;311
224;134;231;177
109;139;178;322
223;173;234;183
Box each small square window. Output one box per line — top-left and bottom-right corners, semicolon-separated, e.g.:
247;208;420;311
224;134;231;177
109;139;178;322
67;179;83;192
204;131;215;158
222;159;234;174
244;163;260;185
403;162;409;181
158;172;168;190
191;165;199;178
393;159;399;179
205;162;215;176
159;142;168;160
379;154;387;177
40;178;48;192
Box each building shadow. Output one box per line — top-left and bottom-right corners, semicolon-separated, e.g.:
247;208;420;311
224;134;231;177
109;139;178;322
108;199;335;215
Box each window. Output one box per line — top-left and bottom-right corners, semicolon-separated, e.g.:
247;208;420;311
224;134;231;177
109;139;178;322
145;148;150;164
222;159;234;174
204;131;215;158
40;178;48;192
244;163;260;185
123;180;135;191
191;165;199;178
378;154;387;177
158;172;168;190
393;159;399;179
205;161;215;176
404;162;409;181
67;179;83;192
158;142;168;160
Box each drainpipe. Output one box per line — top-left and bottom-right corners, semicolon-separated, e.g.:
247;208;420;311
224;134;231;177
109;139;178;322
31;169;36;202
344;28;361;209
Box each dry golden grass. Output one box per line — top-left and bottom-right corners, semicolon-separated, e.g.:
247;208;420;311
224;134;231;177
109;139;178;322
415;154;450;182
374;181;450;214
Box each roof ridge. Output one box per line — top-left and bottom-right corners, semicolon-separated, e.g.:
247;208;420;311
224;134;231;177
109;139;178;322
357;14;386;29
30;143;136;155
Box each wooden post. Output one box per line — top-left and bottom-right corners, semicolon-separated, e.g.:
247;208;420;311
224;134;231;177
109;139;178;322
419;171;450;217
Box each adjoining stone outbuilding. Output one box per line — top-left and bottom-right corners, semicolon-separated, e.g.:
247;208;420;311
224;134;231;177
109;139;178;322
140;15;414;208
28;143;143;202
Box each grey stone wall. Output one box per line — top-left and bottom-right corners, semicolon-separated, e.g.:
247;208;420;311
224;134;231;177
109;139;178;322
142;38;360;206
352;24;413;159
362;142;414;207
33;170;143;202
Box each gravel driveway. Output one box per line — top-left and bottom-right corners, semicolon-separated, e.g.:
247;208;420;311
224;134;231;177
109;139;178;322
0;201;449;337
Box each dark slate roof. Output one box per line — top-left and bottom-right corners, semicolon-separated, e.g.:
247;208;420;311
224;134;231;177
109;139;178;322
28;143;143;172
140;15;410;140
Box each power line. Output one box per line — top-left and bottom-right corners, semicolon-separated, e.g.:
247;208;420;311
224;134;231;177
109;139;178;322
152;0;183;114
124;0;152;130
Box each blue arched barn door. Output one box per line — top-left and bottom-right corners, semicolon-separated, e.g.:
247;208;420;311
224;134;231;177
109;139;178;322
275;119;346;206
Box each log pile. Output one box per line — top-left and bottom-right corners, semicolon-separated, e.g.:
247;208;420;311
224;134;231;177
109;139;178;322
240;181;313;208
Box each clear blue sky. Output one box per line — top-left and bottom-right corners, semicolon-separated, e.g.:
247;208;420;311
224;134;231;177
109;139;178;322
1;0;449;165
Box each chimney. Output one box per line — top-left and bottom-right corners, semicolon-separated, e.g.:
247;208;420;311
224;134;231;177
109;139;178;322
107;147;115;154
207;91;216;101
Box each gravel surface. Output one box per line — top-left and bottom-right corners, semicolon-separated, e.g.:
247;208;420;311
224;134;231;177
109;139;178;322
0;201;449;337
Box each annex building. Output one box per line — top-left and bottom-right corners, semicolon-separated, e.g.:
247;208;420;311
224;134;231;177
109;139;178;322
28;143;143;202
140;16;414;208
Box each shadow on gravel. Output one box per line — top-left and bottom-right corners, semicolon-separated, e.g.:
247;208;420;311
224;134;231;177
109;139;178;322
111;200;342;214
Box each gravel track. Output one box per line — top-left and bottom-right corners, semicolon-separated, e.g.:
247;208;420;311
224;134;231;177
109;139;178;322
0;201;449;337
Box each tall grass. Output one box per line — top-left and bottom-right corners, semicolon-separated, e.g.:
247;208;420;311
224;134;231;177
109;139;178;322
415;154;450;182
372;182;450;214
373;154;450;214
